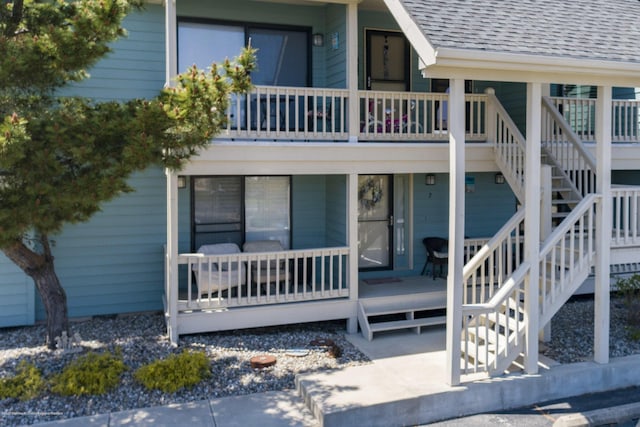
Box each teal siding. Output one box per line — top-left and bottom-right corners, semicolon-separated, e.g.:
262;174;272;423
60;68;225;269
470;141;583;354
325;4;347;89
474;81;527;134
62;5;165;101
35;168;166;321
292;176;328;248
326;175;347;246
412;172;517;275
0;255;35;327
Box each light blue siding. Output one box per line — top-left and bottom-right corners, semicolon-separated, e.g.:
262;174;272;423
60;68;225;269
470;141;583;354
474;81;527;134
292;176;328;248
0;255;35;327
325;4;347;89
325;175;347;246
34;168;166;321
412;172;517;275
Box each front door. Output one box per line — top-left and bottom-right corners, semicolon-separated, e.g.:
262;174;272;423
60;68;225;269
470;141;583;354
358;175;393;270
365;29;409;92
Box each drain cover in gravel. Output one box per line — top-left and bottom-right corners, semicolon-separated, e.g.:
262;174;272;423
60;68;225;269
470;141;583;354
250;355;277;369
286;348;310;357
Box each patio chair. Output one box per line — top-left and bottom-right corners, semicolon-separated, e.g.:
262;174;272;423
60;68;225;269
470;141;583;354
192;243;246;296
421;237;448;279
242;240;288;294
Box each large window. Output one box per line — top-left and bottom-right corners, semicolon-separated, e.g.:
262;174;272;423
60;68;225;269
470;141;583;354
178;19;310;87
192;176;290;250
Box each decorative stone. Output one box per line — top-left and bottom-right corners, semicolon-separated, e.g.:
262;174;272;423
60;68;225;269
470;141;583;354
250;354;276;369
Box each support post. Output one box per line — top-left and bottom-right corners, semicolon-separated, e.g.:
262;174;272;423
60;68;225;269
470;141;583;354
524;82;541;374
484;88;496;144
347;173;359;333
346;3;359;143
446;78;465;386
539;164;553;342
165;0;177;85
594;85;612;364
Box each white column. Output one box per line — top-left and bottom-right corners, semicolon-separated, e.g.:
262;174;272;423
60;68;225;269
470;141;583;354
347;173;359;333
165;0;177;85
594;85;612;364
166;170;179;345
346;3;359;143
446;78;465;386
539;164;553;342
524;82;541;374
484;88;496;144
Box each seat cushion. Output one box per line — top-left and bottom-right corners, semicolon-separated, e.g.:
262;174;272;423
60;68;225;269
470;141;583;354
196;243;242;271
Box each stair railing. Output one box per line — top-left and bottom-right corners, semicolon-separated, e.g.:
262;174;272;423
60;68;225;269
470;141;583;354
538;194;598;326
486;91;526;203
461;261;530;375
541;96;597;197
462;209;525;305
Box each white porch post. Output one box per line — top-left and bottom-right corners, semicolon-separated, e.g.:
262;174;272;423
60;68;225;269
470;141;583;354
539;164;552;342
594;85;612;364
524;82;541;374
347;173;359;333
165;0;179;345
346;3;359;143
445;78;465;386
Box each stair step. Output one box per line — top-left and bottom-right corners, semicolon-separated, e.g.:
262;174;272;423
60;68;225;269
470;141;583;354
551;199;581;205
369;315;446;333
361;297;446;317
461;342;496;366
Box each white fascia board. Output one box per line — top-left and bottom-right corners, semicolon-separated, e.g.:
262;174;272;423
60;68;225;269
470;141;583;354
383;0;436;66
424;48;640;86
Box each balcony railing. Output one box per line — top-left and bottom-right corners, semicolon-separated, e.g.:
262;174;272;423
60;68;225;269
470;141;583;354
221;85;488;142
548;96;640;143
176;246;350;310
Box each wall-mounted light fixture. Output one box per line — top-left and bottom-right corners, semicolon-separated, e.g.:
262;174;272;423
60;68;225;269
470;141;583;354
425;174;436;185
312;33;324;47
495;172;505;184
177;176;187;189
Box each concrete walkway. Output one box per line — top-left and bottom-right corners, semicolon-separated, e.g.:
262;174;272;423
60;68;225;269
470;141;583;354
27;328;640;427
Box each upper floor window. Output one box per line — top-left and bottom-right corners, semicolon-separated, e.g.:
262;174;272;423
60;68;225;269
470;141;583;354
178;19;310;87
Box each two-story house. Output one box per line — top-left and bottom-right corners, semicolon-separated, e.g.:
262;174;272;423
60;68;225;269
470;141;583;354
2;0;640;386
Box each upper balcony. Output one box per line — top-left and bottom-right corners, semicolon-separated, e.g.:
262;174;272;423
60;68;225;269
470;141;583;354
220;86;487;143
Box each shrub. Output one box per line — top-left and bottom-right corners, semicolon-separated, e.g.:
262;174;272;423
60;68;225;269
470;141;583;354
0;361;45;400
616;274;640;340
134;350;211;393
50;349;127;396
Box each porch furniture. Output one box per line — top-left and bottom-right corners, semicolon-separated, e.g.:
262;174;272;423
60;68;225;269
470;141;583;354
192;243;246;296
421;237;448;279
243;240;288;291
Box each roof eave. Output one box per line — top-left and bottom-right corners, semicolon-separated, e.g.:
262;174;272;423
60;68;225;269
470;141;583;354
424;47;640;87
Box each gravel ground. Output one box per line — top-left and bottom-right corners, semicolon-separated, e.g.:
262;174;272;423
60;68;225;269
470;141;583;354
2;295;640;426
0;314;369;426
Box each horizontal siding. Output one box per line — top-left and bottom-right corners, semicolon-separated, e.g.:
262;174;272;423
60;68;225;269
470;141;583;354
61;4;165;101
292;176;328;249
35;167;167;321
0;255;34;327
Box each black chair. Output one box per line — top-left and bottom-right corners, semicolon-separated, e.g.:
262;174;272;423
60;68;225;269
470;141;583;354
421;237;448;279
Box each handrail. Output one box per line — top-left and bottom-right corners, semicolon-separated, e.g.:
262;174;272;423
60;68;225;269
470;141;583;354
462;209;525;304
486;92;526;203
462;261;530;315
538;194;598;256
541;96;597;171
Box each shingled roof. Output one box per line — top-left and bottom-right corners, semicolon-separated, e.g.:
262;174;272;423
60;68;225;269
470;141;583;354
396;0;640;64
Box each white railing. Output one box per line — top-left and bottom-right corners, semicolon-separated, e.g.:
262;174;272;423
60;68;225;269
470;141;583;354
486;92;526;202
224;86;349;141
547;96;640;143
462;210;525;305
177;246;349;310
542;96;597;197
611;186;640;247
461;262;529;375
358;91;487;141
538;195;597;326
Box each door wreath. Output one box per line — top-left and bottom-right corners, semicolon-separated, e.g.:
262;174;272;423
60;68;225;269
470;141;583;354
358;177;383;210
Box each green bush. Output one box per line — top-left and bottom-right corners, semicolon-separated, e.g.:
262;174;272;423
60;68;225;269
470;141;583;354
50;349;127;396
134;350;211;393
0;361;45;400
616;274;640;341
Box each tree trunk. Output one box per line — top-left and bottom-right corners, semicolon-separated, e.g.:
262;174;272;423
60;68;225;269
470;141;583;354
2;236;69;349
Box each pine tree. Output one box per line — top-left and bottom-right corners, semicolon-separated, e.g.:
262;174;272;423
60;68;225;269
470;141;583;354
0;0;255;348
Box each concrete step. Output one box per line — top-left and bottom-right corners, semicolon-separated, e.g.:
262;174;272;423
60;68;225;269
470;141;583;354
369;315;446;334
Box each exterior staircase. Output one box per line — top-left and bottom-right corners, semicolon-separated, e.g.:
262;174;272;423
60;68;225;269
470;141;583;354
460;93;598;376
